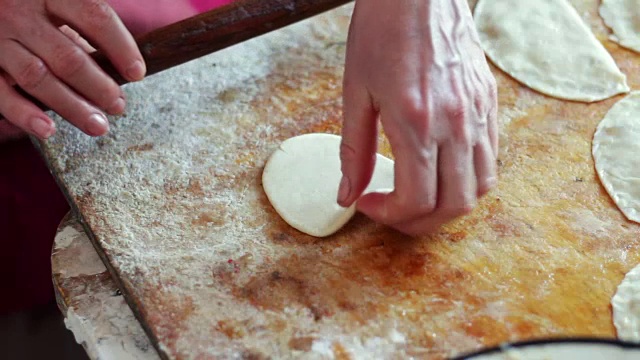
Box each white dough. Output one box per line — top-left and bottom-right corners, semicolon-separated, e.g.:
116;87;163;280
600;0;640;54
474;0;630;102
612;263;640;342
593;91;640;223
262;133;394;237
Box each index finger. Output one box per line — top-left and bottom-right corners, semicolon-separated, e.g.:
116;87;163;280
47;0;146;82
356;108;439;225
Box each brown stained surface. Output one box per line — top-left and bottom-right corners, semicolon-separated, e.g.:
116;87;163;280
37;2;640;359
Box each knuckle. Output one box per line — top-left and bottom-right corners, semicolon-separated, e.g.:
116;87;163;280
477;186;490;197
53;46;87;78
338;139;375;185
462;203;475;215
375;194;404;224
4;99;22;119
397;93;431;139
398;191;436;216
447;168;468;191
443;100;473;144
445;203;474;217
3;103;35;130
81;0;114;31
474;97;486;119
400;93;429;122
417;201;436;214
478;176;498;196
100;83;121;104
339;141;358;162
15;58;49;90
404;190;437;214
442;99;466;124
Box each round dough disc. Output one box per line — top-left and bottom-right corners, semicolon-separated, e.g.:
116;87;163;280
600;0;640;54
262;133;394;237
612;263;640;342
592;91;640;223
474;0;629;102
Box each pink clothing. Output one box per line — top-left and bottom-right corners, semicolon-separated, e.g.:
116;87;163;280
190;0;235;13
107;0;235;36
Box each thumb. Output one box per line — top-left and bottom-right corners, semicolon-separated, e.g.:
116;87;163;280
337;79;378;207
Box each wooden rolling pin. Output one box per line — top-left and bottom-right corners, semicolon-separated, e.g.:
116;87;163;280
8;0;352;115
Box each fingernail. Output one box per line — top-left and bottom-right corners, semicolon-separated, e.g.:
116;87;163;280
108;97;126;114
31;117;55;139
87;113;109;136
126;60;146;81
337;175;351;204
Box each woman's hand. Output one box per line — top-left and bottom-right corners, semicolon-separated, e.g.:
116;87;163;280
0;0;146;140
338;0;498;236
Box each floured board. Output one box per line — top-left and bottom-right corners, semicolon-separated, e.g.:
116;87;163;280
36;2;640;359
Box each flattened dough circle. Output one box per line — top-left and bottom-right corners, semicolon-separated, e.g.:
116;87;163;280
593;91;640;223
262;133;394;237
474;0;629;102
600;0;640;54
612;263;640;342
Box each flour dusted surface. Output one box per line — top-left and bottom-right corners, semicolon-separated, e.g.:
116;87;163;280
38;1;640;359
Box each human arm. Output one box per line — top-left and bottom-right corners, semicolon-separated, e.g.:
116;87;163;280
338;0;498;236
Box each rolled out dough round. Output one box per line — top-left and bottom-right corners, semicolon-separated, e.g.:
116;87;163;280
612;263;640;342
600;0;640;54
592;91;640;223
262;133;394;237
474;0;629;102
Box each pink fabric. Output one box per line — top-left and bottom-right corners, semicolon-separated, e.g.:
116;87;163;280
190;0;236;12
107;0;196;35
107;0;236;36
0;139;70;314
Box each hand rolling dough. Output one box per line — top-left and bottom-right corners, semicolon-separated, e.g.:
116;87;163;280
600;0;640;54
592;91;640;223
262;133;394;237
474;0;629;102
